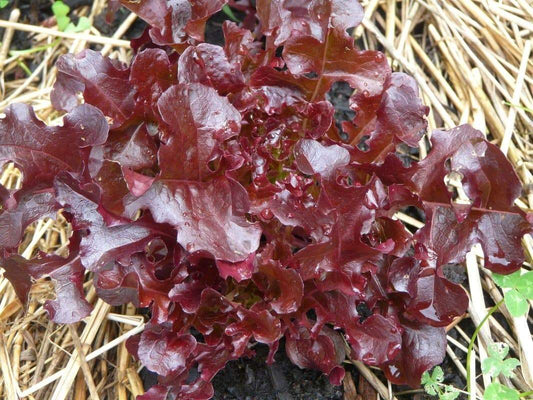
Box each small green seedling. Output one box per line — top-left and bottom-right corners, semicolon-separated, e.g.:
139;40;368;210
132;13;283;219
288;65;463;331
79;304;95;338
422;366;443;396
481;342;520;379
52;1;91;33
421;367;460;400
492;270;533;317
0;0;9;9
52;0;71;31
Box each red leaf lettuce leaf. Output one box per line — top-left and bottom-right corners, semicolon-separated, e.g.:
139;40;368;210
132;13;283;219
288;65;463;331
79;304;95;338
369;125;531;273
157;83;241;180
52;50;134;128
0;103;108;204
55;174;163;272
137;324;197;376
2;238;91;324
119;0;226;48
123;177;261;263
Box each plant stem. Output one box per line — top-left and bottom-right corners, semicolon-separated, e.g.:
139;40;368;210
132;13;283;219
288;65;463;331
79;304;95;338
16;59;32;76
519;390;533;398
503;101;533;113
436;382;482;399
9;39;60;57
394;388;424;396
466;299;505;396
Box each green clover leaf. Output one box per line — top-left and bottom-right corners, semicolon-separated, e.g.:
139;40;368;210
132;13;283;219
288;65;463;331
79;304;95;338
488;342;510;360
484;382;519;400
505;289;528;317
492;271;520;288
499;358;521;378
515;271;533;299
482;343;520;378
493;270;532;317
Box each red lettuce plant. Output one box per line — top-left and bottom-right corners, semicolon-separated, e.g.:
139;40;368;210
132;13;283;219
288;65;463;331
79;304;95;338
1;1;531;399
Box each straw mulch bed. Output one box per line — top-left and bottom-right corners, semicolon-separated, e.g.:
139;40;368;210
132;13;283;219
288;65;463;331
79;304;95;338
0;1;531;399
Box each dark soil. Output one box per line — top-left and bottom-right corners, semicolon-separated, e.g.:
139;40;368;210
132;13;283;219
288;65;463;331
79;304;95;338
93;7;146;41
211;343;344;400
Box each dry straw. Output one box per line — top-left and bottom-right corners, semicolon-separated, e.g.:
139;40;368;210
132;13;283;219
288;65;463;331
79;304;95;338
0;0;531;398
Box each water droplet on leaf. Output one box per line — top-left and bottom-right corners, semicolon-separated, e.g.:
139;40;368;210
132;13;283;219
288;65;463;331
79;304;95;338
260;208;274;220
